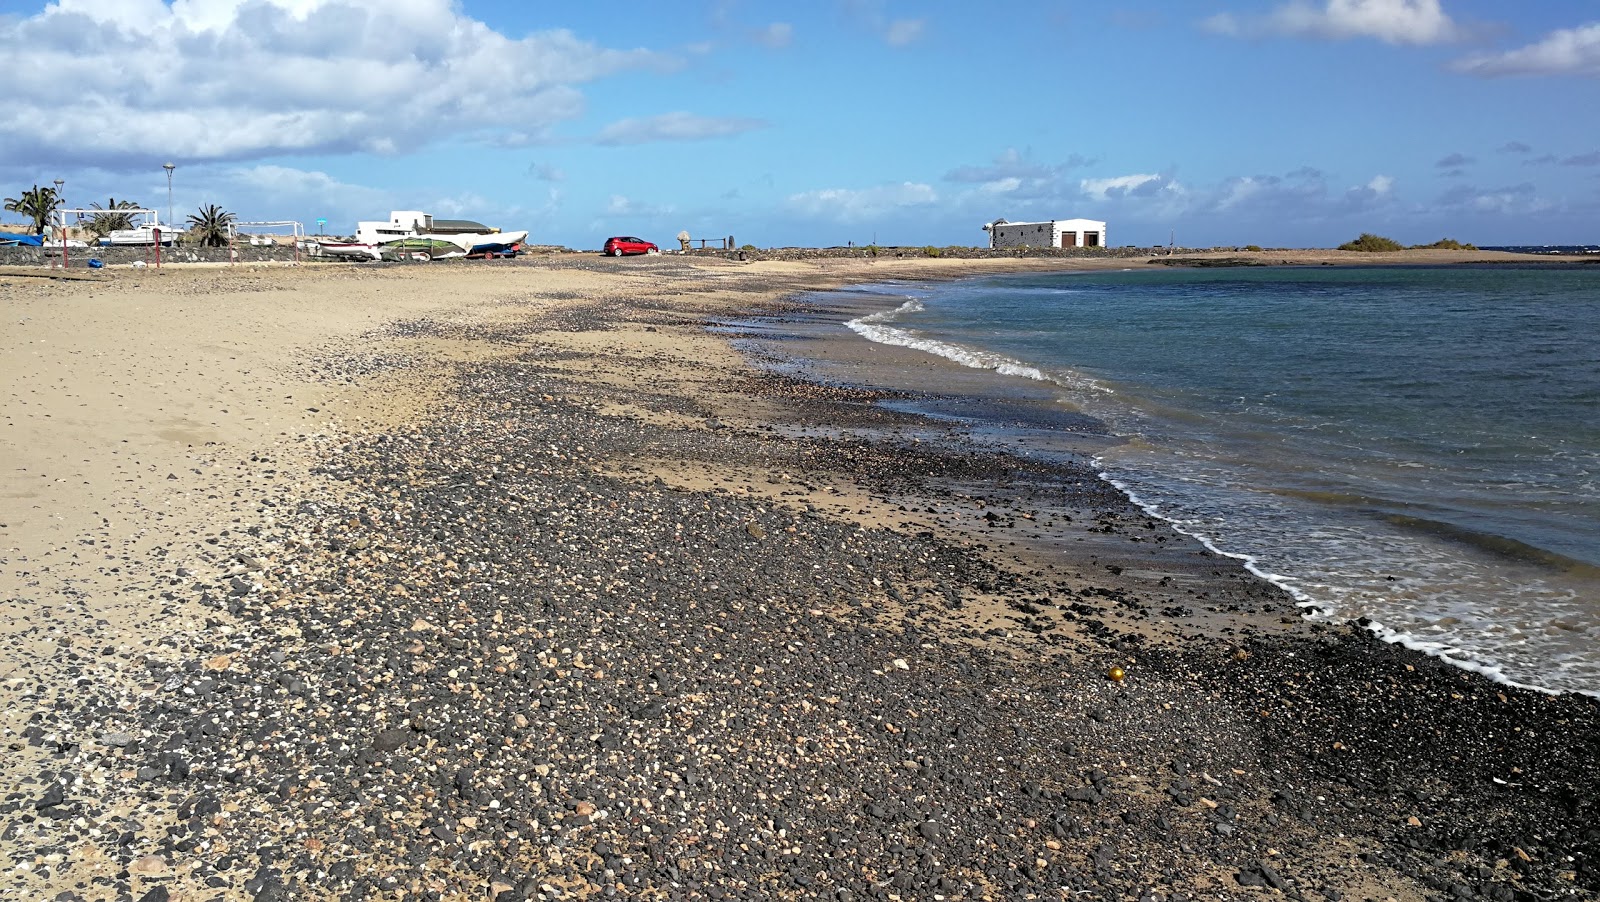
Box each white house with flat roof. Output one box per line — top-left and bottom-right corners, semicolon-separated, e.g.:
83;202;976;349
983;218;1107;249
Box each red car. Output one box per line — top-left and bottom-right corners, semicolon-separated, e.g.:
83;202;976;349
603;236;659;257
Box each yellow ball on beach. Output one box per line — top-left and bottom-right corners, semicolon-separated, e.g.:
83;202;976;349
1108;666;1126;682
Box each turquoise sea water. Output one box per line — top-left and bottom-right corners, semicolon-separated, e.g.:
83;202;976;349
845;265;1600;695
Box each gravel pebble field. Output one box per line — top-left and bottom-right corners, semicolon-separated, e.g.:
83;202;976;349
1;256;1595;902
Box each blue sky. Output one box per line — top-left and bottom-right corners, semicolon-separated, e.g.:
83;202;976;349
1;0;1597;247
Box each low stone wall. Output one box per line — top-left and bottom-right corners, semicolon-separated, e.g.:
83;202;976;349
2;243;1193;268
685;245;1165;262
0;243;307;267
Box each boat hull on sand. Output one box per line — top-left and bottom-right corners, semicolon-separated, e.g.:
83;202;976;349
313;241;381;261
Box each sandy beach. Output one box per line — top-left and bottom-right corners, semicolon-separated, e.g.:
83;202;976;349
2;253;1596;901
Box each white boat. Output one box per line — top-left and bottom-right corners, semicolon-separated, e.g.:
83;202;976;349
463;231;528;257
355;211;527;258
102;225;183;247
311;240;381;261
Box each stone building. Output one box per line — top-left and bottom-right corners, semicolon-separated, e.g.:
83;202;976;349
983;218;1107;249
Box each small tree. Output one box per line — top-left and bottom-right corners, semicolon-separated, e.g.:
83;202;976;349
1337;233;1404;252
3;184;61;235
185;204;235;247
83;198;143;242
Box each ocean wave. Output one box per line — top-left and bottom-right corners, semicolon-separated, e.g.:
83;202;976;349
1096;465;1599;699
845;301;1110;393
852;297;925;324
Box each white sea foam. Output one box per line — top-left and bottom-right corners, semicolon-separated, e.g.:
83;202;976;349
845;300;1109;392
1096;463;1598;698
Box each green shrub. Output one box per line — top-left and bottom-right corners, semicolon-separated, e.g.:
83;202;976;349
864;244;879;256
1243;244;1263;252
740;244;757;251
923;245;941;258
1410;238;1477;250
1337;233;1404;252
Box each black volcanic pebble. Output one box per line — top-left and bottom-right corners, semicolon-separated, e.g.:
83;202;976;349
34;783;64;810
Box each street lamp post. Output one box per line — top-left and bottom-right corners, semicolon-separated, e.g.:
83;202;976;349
53;179;65;267
162;163;176;230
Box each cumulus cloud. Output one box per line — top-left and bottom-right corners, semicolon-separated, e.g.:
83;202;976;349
1562;151;1600;167
1435;182;1549;215
1498;141;1533;154
753;22;795;48
842;1;928;46
0;0;671;168
1113;165;1401;228
979;177;1023;195
528;163;566;182
1454;23;1600;77
594;112;767;145
1204;0;1461;45
884;19;926;46
218;164;397;229
944;149;1094;184
786;182;938;221
1435;153;1474;169
604;195;675;218
1080;173;1176;200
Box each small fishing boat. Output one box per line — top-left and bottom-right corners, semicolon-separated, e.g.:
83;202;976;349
464;230;528;257
379;237;467;261
355;212;527;259
103;225;182;246
312;240;381;261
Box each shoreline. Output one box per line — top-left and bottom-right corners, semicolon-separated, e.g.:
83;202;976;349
2;257;1596;900
778;265;1600;700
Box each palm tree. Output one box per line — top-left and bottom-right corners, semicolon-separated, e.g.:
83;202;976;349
185;204;235;247
83;198;143;242
3;184;61;235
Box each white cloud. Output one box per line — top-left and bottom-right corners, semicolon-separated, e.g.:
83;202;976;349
979;178;1023;194
1205;0;1461;45
231;164;379;199
1201;13;1246;37
604;195;674;218
0;0;672;168
842;1;928;47
528;162;566;182
1367;174;1395;194
787;182;938;221
754;22;794;48
1080;173;1165;199
1454;23;1600;77
884;18;926;47
1215;176;1265;210
594;112;767;145
945;148;1092;183
1435;182;1550;215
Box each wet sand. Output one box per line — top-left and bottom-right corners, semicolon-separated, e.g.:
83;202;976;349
1;255;1595;901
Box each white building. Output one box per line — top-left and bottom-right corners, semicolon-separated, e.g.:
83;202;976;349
983;218;1107;250
354;211;501;246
